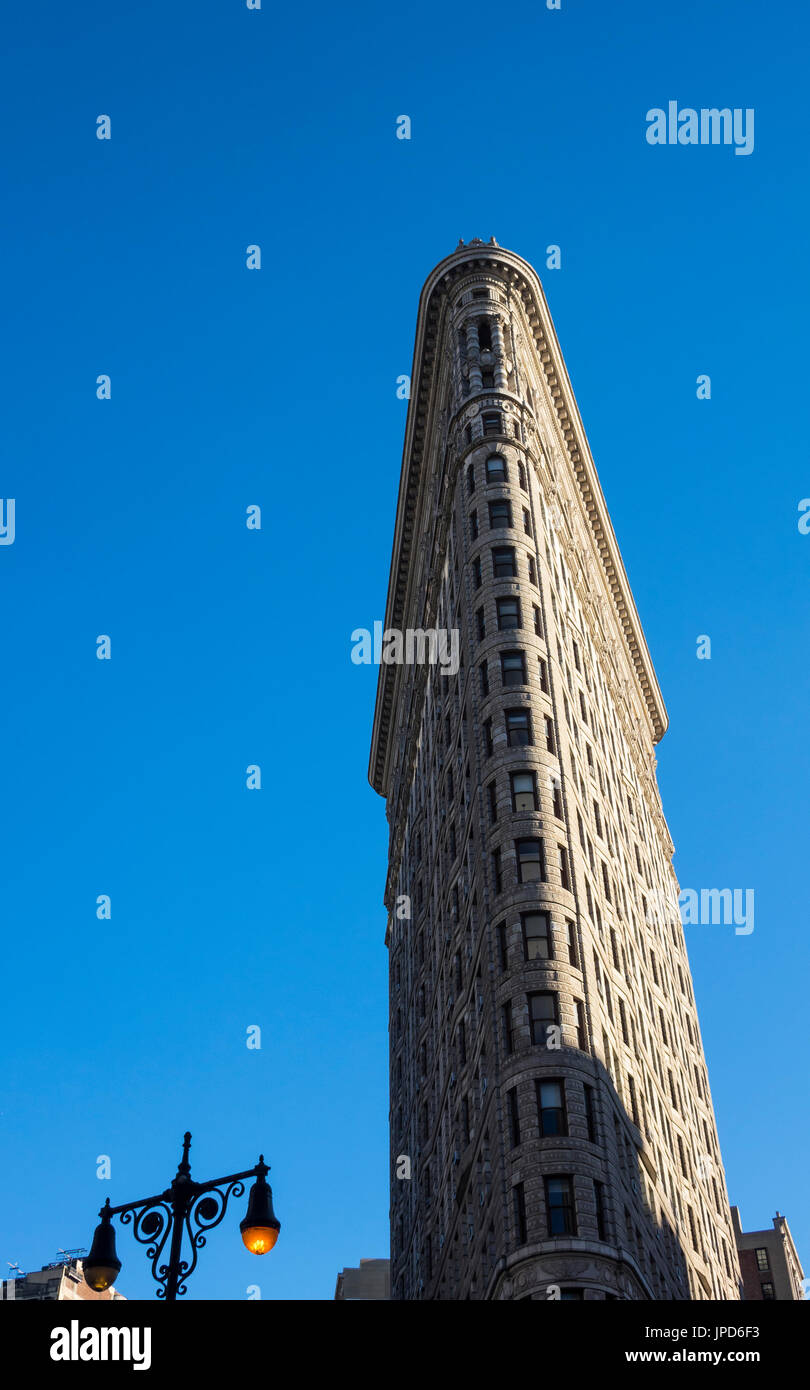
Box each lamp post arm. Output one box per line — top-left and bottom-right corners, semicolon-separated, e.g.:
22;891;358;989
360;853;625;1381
98;1154;267;1219
193;1161;266;1195
102;1189;172;1219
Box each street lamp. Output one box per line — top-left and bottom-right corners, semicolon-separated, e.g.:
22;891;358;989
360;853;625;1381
84;1132;280;1299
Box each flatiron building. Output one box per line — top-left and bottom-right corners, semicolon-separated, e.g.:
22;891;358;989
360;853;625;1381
369;239;741;1301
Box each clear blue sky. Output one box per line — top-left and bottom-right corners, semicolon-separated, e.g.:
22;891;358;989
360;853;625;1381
2;0;808;1299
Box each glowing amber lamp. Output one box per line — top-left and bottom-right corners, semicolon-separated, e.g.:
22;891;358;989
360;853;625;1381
241;1224;279;1255
239;1164;280;1255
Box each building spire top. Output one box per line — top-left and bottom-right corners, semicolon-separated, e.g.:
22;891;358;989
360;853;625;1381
455;236;499;250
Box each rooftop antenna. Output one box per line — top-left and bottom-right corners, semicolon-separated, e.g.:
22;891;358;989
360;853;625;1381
45;1247;86;1270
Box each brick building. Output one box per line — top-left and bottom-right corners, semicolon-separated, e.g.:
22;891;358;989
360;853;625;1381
1;1257;126;1301
731;1207;804;1300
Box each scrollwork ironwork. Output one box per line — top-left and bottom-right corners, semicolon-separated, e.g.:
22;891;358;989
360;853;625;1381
173;1180;246;1297
119;1200;174;1297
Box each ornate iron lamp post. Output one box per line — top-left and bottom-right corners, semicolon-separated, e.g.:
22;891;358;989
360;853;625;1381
84;1132;280;1299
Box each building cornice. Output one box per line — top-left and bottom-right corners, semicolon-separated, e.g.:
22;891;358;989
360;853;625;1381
369;243;668;797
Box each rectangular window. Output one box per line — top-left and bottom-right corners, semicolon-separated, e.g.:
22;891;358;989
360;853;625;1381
537;1079;566;1136
506;709;532;747
473;556;482;589
487;780;498;823
528;991;557;1045
488;499;512;529
491;848;502;894
523;507;532;535
508;1088;521;1147
500;650;526;686
688;1206;699;1253
552;782;564;818
496;596;521;630
528;553;537;585
627;1073;639;1127
565;919;578;967
486;455;507;483
761;1282;775;1300
482;412;501;437
492;546;516;578
611;931;621;972
470;509;479;540
513;1182;527;1244
755;1248;769;1272
510;770;537;812
544;715;556;752
545;1176;576;1236
533;604;542;636
516;837;545;881
484;717;494;757
496;922;507;971
479;660;489;697
537;657;549;692
559;845;571;891
583;1083;597;1143
573;999;587;1051
476;607;485;641
522;910;551;961
594;1180;607;1240
503;1000;515;1053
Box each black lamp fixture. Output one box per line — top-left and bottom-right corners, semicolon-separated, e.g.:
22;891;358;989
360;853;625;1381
83;1133;280;1299
239;1158;280;1255
84;1200;121;1291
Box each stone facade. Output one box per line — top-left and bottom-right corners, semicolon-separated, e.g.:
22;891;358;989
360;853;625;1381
369;240;741;1301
